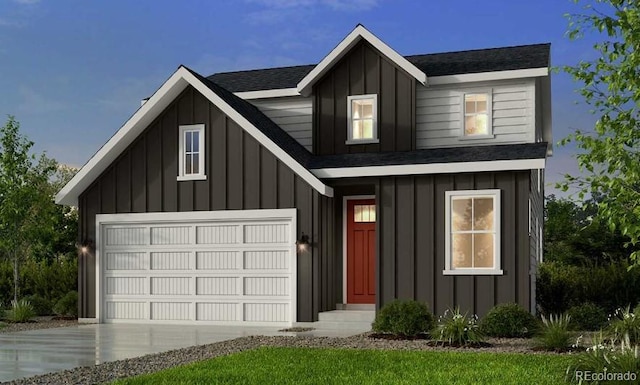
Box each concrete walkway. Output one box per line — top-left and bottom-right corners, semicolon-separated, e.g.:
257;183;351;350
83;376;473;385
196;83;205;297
0;322;370;383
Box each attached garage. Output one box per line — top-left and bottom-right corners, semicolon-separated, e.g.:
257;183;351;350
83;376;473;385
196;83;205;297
95;209;297;326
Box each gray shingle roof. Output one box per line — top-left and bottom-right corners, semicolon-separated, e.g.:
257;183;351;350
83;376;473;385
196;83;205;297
188;66;548;173
207;43;550;92
308;142;548;170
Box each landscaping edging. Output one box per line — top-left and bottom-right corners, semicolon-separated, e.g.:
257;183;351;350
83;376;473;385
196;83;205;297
3;332;564;385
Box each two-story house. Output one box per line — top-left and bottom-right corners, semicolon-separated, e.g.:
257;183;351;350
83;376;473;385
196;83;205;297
56;25;551;326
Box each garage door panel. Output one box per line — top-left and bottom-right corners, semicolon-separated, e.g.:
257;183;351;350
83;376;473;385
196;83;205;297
106;227;146;246
150;277;191;295
151;252;191;270
244;224;289;243
196;251;239;270
106;302;146;320
196;225;239;244
244;277;289;296
151;302;190;320
107;252;146;270
244;303;288;322
196;302;239;321
106;277;146;295
196;277;239;295
99;210;296;325
244;250;289;270
151;226;191;245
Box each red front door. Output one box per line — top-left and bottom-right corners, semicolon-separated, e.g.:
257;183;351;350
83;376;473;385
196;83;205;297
347;199;376;304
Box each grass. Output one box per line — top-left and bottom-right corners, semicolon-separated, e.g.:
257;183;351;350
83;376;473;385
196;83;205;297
113;347;571;385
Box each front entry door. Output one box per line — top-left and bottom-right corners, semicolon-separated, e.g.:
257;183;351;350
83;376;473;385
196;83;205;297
346;199;376;304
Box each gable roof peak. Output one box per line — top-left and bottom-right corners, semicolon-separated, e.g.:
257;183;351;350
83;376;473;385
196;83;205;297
296;24;427;96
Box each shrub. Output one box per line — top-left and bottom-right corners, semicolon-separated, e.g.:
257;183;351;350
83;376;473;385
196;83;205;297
53;291;78;317
24;294;53;316
535;314;573;351
7;299;35;323
566;333;639;384
607;306;640;344
372;300;435;337
435;307;483;346
536;261;640;315
566;303;608;331
479;303;539;338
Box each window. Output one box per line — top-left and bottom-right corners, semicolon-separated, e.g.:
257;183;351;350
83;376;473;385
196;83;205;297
354;204;376;222
444;189;502;275
347;94;378;144
178;124;206;181
462;92;493;138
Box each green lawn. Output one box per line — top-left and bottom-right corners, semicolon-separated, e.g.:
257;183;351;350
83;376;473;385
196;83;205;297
114;347;572;385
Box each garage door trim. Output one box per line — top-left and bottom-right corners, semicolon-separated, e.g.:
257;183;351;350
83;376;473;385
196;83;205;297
94;209;297;325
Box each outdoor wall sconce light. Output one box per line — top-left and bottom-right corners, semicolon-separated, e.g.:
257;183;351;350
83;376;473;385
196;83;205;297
76;239;94;255
296;233;310;253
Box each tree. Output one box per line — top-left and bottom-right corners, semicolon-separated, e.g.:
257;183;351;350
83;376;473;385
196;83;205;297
560;0;640;265
544;194;637;265
0;116;57;302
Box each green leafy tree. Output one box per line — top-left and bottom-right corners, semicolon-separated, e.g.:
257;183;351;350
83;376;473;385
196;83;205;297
0;116;58;302
560;0;640;265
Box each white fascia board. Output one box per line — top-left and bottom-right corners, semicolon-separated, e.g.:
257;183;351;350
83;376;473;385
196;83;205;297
297;25;426;97
56;67;333;206
55;69;190;206
311;158;546;179
181;69;333;198
235;88;299;100
428;68;548;86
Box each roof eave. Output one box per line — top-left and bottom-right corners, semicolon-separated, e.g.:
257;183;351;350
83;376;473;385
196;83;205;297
56;66;334;206
296;25;426;97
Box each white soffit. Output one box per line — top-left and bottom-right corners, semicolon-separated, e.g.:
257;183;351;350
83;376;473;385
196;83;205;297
311;158;546;179
55;66;333;206
296;25;427;97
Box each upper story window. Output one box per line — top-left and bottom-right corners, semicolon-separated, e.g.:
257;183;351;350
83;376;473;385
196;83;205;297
444;189;503;275
347;94;379;144
462;92;493;138
178;124;206;181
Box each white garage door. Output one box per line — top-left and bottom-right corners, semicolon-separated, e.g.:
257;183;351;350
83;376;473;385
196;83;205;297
95;209;297;326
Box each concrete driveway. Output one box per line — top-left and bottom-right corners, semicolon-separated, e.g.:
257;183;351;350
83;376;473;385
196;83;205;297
0;323;293;383
0;321;371;383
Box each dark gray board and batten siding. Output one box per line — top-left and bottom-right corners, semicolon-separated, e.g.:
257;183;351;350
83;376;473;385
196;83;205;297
375;171;531;317
78;86;338;322
313;40;416;155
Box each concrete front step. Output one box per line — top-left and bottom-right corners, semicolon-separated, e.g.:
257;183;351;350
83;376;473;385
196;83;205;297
294;320;372;331
318;310;375;323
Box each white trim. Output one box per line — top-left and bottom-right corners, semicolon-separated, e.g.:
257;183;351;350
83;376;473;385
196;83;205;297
342;195;376;305
235;88;299;100
55;66;333;206
297;25;426;96
95;209;298;325
178;124;206;180
428;67;548;85
347;94;378;143
443;190;503;276
461;90;493;138
312;158;546;179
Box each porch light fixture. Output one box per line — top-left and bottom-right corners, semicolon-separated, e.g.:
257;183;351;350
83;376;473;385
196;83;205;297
296;233;310;253
76;239;93;255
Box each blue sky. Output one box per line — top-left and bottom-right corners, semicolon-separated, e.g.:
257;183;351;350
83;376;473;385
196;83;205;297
0;0;604;196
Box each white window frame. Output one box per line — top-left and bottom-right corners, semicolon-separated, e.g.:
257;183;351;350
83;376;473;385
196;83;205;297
178;124;206;181
346;94;379;144
459;90;494;140
444;189;503;275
